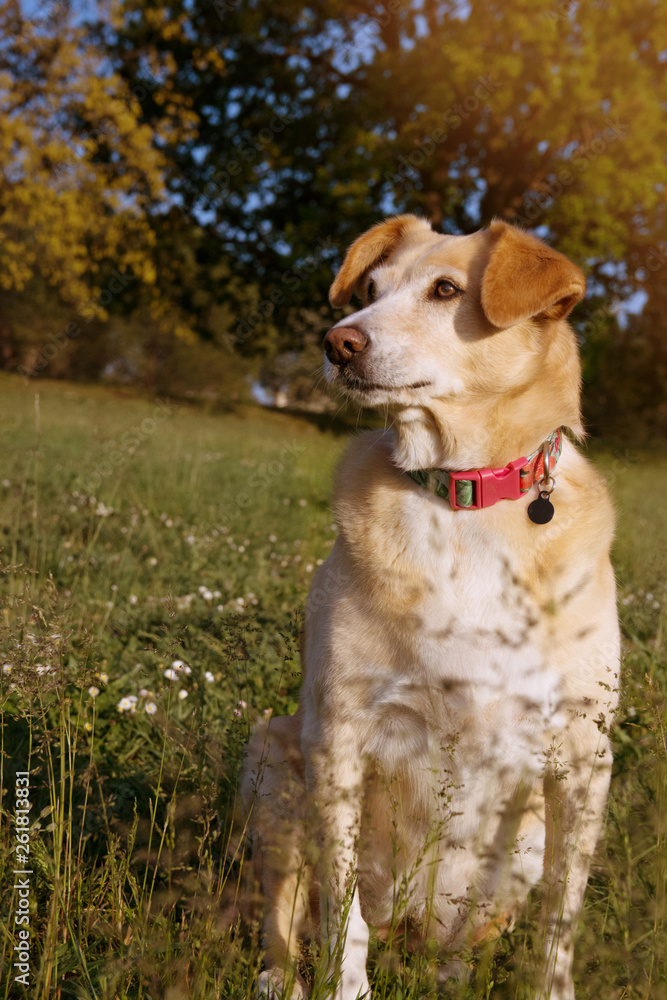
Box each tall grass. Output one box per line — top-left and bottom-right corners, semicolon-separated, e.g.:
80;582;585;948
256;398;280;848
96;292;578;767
0;374;664;999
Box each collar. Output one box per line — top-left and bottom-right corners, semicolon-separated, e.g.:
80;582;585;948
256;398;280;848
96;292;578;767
406;429;562;510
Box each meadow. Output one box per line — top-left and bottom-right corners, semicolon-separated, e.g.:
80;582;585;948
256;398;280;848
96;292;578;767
0;373;665;1000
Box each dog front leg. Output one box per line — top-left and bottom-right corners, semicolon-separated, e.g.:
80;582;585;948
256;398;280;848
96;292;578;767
538;720;613;1000
308;743;370;1000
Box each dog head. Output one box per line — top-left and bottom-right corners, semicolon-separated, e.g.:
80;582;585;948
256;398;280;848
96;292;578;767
325;215;585;469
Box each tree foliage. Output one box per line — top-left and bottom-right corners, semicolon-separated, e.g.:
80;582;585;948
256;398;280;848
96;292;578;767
109;1;667;307
0;0;192;321
2;0;667;431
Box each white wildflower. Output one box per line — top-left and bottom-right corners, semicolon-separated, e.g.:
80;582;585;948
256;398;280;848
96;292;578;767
88;686;100;698
204;671;215;683
145;702;157;715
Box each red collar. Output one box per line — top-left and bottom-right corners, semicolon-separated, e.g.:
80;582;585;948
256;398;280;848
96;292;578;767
407;429;563;510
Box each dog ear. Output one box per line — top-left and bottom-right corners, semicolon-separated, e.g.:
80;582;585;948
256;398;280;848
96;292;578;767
329;215;432;307
481;220;586;328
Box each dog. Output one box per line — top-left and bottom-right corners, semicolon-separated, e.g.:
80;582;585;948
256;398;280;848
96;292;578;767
242;215;620;1000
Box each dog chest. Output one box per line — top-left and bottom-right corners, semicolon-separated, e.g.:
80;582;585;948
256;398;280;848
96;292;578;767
306;503;566;784
353;499;563;710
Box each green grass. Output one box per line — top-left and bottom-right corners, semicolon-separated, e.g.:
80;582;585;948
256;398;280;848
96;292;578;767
0;373;665;999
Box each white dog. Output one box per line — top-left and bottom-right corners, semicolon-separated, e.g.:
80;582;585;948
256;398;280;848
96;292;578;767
243;215;620;1000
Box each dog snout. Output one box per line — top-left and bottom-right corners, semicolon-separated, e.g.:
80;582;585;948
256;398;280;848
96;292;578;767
324;326;369;366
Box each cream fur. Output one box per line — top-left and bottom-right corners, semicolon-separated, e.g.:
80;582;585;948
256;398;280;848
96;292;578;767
242;216;620;1000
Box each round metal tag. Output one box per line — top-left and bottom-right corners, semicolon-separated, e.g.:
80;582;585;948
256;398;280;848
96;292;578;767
528;491;555;524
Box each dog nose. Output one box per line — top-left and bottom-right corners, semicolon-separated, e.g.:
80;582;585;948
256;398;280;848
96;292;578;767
323;326;369;366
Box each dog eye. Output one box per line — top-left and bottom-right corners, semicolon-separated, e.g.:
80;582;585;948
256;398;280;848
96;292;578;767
367;280;376;303
435;279;459;300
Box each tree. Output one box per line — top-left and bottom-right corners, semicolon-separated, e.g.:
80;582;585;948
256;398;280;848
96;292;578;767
108;0;667;279
0;0;189;323
98;0;667;428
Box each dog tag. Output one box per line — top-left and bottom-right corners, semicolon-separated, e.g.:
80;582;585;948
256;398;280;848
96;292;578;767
528;491;555;524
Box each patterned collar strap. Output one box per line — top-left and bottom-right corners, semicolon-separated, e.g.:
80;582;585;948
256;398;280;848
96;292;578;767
407;429;562;510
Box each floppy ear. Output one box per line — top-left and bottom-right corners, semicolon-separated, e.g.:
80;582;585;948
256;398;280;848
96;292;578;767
329;214;432;307
481;220;586;328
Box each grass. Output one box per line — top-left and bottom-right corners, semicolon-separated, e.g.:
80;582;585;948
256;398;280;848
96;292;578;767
0;372;664;999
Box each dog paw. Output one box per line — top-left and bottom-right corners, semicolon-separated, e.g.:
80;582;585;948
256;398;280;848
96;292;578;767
257;968;309;999
436;957;472;986
534;987;574;1000
332;978;371;1000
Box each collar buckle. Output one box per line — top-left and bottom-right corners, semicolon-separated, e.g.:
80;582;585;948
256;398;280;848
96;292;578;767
448;456;527;510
